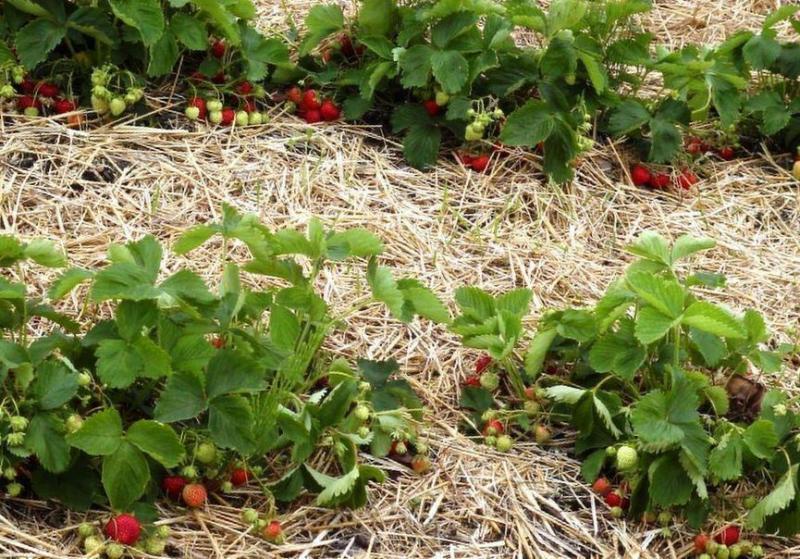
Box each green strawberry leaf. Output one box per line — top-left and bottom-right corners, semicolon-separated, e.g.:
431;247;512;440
66;408;124;456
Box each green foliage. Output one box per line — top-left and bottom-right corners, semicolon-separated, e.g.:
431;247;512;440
0;206;444;511
451;231;800;535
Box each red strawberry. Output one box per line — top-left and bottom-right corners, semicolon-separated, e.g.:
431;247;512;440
592;477;612;497
630;164;650;186
211;40;226;59
604;492;622;507
37;82;59;98
714;525;740;546
287;86;303;105
482;419;504;436
17;95;41;110
263;520;282;541
411;455;432;474
182;483;207;508
53;98;77;114
457;152;474;166
304;109;322;124
686;139;703;155
649;173;671;189
676;169;698;189
475;354;492;374
470;154;490;173
464;375;481;387
162;475;188;499
694;533;710;553
237;81;253;95
302;90;321;111
104;514;141;545
20;78;36;94
423;99;440;117
220;107;235;126
189;98;207;120
230;468;249;487
212;72;226;84
340;34;356;58
320;100;340;121
189;71;206;81
243;99;257;113
718;146;735;160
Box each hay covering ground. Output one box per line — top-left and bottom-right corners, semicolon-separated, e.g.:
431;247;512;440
1;0;799;557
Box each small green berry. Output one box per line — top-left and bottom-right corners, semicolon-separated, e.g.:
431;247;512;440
354;405;370;422
78;523;95;538
105;542;124;559
242;508;259;524
6;482;22;497
155;525;171;539
195;442;217;464
495;435;513;452
9;416;28;432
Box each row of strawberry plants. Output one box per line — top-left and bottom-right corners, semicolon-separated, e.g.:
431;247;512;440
0;204;447;554
453;233;799;558
2;0;800;184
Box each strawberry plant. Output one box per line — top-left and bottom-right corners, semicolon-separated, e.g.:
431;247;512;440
452;231;800;539
0;205;446;517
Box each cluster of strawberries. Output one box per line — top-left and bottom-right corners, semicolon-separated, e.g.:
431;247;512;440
14;79;79;120
285;86;341;124
630;164;699;190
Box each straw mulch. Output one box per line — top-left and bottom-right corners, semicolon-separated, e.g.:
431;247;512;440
1;1;799;557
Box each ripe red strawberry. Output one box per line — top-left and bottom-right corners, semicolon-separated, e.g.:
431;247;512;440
718;146;735;160
604;492;622;507
694;533;710;553
340;34;356;58
482;419;504;436
162;475;188;499
304;109;322;124
676;169;698;189
263;520;282;541
714;525;740;546
243;99;257;113
423;99;440;117
686;139;703;155
53;98;77;114
649;173;671;189
470;154;490;173
211;40;226;59
320;100;340;121
464;375;481;387
17;95;41;110
592;477;612;496
212;72;226;84
630;164;650;186
457;152;474;166
287;86;303;105
182;483;207;508
220;107;235;126
189;98;207;120
38;82;59;98
104;514;141;545
302;89;321;111
411;455;432;474
237;81;253;95
20;78;35;94
230;468;249;487
475;354;492;374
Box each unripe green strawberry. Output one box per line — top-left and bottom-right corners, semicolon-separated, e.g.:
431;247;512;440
354;405;370;421
124;92;138;105
155;525;171;539
792;160;800;181
9;416;27;432
248;112;263;125
481;410;497;422
605;446;617;457
285;101;297;113
208;110;223;124
195;442;217;464
6;482;22;497
106;543;124;559
357;426;370;438
65;415;83;434
534;424;551;444
660;527;672;538
484;435;497;446
493;108;504;118
716;545;730;559
480;372;499;391
220;481;233;492
523;400;540;415
91;95;109;114
185;106;201;120
145;537;166;555
496;435;513;452
706;541;719;554
235;110;249;126
3;467;16;480
253;85;267;98
465;123;484;141
729;544;742;559
181;465;198;479
78;523;95;538
610;506;623;518
78;372;92;386
256;518;268;530
109;98;126;116
657;511;672;527
415;442;429;455
698;555;711;559
92;85;110;99
743;496;757;509
84;536;104;554
207;100;223;112
7;432;25;446
0;85;14;97
23;107;39;117
242;508;259;524
616;445;638;471
750;544;763;557
435;90;450;106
